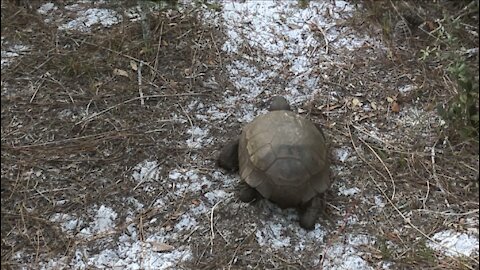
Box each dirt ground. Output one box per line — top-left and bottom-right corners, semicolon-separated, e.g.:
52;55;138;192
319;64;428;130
1;1;479;269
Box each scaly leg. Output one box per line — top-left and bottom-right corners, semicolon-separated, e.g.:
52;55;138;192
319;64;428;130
299;193;327;230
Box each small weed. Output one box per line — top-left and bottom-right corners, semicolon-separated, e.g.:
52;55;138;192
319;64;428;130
378;239;392;260
408;240;437;264
418;46;438;61
438;61;479;139
409;0;479;141
298;0;309;9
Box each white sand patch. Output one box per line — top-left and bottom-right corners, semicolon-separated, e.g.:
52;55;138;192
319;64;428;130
333;147;351;162
322;234;374;270
44;202;194;269
374;195;386;208
427;230;479;257
38;2;166;31
42;234;192;270
338;186;361;196
255;211;374;269
91;205;118;234
59;8;120;32
215;0;377;110
132;160;161;182
50;213;83;233
186;126;212;148
204;189;231;205
398;84;415;94
37;2;57;15
50;205;118;238
1;44;30;69
168;168;213;196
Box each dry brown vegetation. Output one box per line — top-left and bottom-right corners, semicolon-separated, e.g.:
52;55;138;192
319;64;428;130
1;0;478;269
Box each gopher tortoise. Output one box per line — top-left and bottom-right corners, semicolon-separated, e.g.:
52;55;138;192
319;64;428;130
217;96;331;229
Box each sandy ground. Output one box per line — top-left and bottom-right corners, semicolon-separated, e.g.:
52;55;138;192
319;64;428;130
1;1;478;269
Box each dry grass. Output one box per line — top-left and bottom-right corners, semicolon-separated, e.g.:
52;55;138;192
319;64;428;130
1;1;227;268
1;0;478;269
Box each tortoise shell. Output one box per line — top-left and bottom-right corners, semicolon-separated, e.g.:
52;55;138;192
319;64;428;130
238;110;330;208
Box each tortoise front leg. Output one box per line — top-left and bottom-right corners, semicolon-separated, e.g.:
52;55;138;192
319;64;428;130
299;193;327;230
239;184;260;203
217;138;239;171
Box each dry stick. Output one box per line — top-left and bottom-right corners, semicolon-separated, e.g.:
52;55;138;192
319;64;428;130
152;21;164;82
210;200;223;253
349;125;396;200
139;214;145;269
430;141;450;207
182;226;199;242
78;40;172;88
137;61;145;105
423;164;430;210
29;75;46;103
369;173;478;268
133;163;160;191
414;208;479;217
228;228;257;269
210;31;223;67
459;161;479;173
45;73;75;104
179;103;194;131
452;0;479;23
75;93;204;125
316;23;329;55
351;124;399;153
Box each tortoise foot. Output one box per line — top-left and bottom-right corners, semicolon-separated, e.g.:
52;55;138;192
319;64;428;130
299;195;326;230
299;212;317;230
239;186;259;203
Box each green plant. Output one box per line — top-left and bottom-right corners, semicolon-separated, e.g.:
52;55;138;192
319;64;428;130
411;1;480;140
415;241;436;263
378;239;392;260
298;0;309;9
438;61;479;139
418;46;438;61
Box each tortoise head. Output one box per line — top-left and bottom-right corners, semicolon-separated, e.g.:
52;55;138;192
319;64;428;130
269;96;291;111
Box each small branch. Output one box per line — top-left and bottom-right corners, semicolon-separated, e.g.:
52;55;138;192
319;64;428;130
29;74;46;103
430;141;450;207
152;21;164;82
317;24;329;55
137;61;145;106
210;200;223;253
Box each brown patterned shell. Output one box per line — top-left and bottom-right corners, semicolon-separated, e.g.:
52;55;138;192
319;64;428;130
238;110;330;208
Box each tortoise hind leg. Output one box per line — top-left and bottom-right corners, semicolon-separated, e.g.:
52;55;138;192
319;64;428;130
217;138;239;171
299;193;327;230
